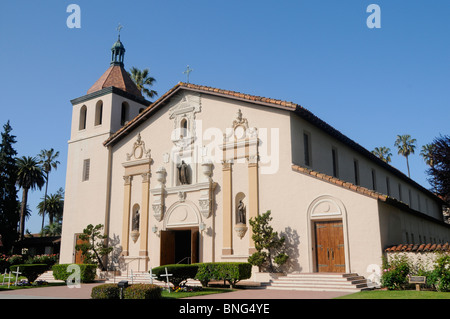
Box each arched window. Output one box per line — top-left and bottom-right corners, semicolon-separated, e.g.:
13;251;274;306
79;105;87;130
180;118;188;137
95;100;103;126
132;204;140;231
121;102;129;126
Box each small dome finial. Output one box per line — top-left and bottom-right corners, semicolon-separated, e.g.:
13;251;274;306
111;24;125;66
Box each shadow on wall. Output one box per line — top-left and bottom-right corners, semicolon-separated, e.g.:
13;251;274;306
107;234;123;270
280;226;302;273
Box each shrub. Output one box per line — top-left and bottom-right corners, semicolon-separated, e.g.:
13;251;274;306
152;264;199;287
123;284;162;299
10;264;48;283
25;254;59;269
430;254;450;292
52;263;97;283
91;284;120;299
381;254;411;290
7;255;24;266
194;262;252;287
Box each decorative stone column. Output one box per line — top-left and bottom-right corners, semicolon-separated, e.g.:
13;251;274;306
248;155;259;254
222;161;233;255
140;172;150;260
121;175;133;256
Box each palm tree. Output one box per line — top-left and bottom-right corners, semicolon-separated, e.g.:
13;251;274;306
394;134;417;178
128;67;158;99
37;148;60;231
40;222;62;237
420;143;435;167
37;192;63;226
372;146;392;163
16;156;45;240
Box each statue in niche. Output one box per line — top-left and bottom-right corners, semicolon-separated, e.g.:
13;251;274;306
177;160;190;185
236;200;246;224
132;210;140;231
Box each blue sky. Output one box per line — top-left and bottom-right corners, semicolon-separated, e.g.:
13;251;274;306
0;0;449;233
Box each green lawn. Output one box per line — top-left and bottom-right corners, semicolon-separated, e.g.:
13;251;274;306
336;290;450;299
161;287;235;299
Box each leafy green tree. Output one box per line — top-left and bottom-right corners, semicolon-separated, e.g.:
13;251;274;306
75;224;113;271
37;148;60;231
128;67;158;99
248;210;288;272
16;156;45;240
394;134;417;178
0;121;20;252
426;135;450;204
372;146;392;163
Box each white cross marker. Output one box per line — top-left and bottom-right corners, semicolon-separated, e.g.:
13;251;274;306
12;267;21;286
1;270;8;286
4;272;13;288
130;269;134;285
160;267;173;293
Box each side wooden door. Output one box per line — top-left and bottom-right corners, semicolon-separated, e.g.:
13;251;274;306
315;220;345;272
74;233;88;264
160;230;175;265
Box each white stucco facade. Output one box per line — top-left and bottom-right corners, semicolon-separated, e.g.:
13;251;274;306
60;52;450;280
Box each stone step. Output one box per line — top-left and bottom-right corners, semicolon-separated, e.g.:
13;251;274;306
266;273;373;292
35;271;65;283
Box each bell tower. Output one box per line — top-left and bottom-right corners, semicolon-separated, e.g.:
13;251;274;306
60;33;151;264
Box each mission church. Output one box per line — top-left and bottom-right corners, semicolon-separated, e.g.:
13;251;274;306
59;35;450;280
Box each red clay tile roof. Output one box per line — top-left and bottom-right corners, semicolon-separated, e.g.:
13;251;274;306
87;65;142;98
385;243;450;252
291;164;388;202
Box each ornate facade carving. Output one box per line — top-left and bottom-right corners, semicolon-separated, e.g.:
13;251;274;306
126;133;151;161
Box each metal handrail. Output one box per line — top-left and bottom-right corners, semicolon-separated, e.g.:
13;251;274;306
176;257;191;264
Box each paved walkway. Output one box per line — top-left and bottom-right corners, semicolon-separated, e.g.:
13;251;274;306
0;282;352;299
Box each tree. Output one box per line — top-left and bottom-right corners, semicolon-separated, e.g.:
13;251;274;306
16;156;45;240
40;222;62;237
75;224;113;271
248;210;288;272
394;134;417;178
128;67;158;99
420;143;435;167
37;148;60;232
0;121;20;252
372;146;392;163
426;135;450;203
37;191;63;226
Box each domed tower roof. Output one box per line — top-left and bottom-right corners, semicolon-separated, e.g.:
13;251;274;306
87;34;143;98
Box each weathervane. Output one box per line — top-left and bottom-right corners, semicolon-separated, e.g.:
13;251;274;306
183;65;193;83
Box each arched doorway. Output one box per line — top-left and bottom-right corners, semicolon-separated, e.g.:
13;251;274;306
160;201;202;265
307;195;350;273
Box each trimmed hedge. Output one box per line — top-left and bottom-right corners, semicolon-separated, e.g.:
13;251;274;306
91;284;120;299
195;262;252;287
152;264;199;287
151;262;252;288
10;264;48;283
52;263;97;283
91;283;162;299
123;284;162;299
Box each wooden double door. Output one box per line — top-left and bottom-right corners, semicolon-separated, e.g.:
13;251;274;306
314;220;345;273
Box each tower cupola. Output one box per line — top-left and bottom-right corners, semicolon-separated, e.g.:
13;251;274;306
111;35;125;66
